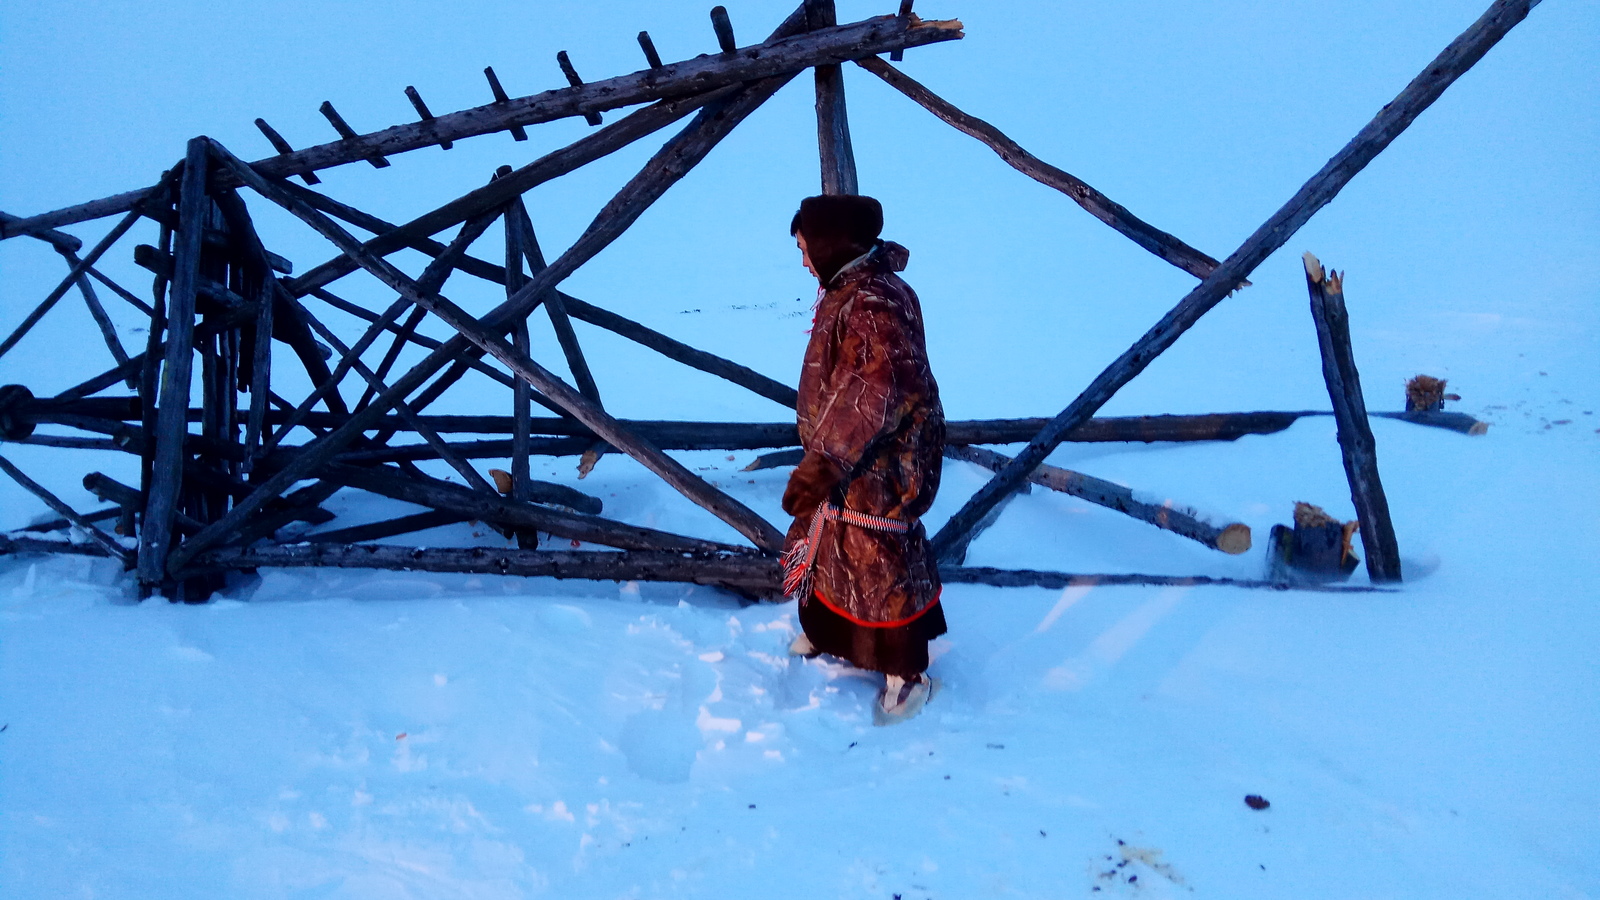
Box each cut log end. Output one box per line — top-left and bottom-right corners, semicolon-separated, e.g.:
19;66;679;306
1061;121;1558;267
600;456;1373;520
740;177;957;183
1216;522;1252;555
488;467;513;495
1467;421;1489;436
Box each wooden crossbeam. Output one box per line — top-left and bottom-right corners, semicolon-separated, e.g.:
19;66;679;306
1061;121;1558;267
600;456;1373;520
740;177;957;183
930;0;1543;561
858;56;1222;279
2;8;961;239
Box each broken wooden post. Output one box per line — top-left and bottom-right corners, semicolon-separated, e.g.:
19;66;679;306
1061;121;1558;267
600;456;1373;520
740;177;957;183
1266;502;1360;583
806;0;859;194
710;6;738;54
930;0;1542;562
1303;253;1401;582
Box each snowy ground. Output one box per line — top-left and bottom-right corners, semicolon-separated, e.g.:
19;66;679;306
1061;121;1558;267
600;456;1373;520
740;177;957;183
2;414;1596;898
2;0;1597;897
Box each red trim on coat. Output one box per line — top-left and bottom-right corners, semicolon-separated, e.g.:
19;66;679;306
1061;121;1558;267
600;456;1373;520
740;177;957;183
810;587;943;629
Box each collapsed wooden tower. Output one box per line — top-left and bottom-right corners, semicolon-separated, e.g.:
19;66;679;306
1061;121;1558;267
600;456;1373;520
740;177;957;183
0;0;1528;601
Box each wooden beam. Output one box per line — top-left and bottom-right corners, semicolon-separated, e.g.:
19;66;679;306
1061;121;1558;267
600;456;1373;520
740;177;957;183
0;6;963;239
182;542;778;590
0;455;131;563
806;0;859;194
59;247;134;380
946;443;1251;554
170;84;798;569
138;140;209;586
1303;253;1401;583
403;86;453;149
318;463;727;554
0;206;145;361
858;56;1221;279
930;0;1543;561
940;566;1395;593
318;101;390;167
561;296;798;408
253;118;321;185
511;199;603;405
483;67;531;139
0;210;81;252
282;87;733;300
212;135;786;551
555;52;604;126
304;509;471;544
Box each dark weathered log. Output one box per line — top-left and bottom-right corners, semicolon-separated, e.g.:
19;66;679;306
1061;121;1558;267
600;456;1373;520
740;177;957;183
319;463;713;552
483;67;530;140
931;0;1541;561
318;101;390;168
59;247;133;381
181;543;779;589
503;197;536;546
282;90;729;301
806;0;859;194
84;471;203;533
278;209;502;448
1;7;961;238
297;295;499;495
305;287;522;392
555;52;604;126
1304;254;1400;582
940;566;1394;593
11;506;121;534
511;200;603;405
0;206;145;361
0;210;82;252
209;185;278;467
403;86;453;149
271;289;350;416
0;533;120;559
169;55;807;568
209;86;793;552
78;262;155;316
0;454;130;564
253;118;321;185
138;141;209;585
858;56;1221;279
304;509;470;544
561;296;798;408
891;0;915;60
637;31;665;69
711;6;738;53
946;444;1251;554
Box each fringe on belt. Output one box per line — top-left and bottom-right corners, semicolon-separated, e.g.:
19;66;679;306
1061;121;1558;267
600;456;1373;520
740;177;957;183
781;502;910;600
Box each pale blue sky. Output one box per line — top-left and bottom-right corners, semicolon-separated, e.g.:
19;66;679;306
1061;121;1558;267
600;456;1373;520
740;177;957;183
2;0;1595;421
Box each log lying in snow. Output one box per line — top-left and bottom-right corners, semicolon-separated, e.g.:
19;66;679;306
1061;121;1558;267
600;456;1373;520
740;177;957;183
180;543;780;591
945;444;1251;554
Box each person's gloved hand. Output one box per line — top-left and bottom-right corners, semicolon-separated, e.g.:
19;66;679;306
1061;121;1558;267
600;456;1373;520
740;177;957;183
782;452;842;516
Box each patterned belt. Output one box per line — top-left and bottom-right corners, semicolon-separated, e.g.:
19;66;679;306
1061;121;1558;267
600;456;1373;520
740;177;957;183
781;501;910;599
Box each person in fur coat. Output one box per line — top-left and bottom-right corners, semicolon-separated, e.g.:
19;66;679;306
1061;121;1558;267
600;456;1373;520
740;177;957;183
782;194;947;724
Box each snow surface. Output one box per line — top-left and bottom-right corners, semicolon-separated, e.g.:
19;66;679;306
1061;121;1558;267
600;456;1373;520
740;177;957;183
2;0;1597;897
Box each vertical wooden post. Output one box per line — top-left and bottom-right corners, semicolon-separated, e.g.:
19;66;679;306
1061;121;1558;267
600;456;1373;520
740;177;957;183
1303;252;1402;583
503;191;536;548
139;139;209;590
806;0;858;195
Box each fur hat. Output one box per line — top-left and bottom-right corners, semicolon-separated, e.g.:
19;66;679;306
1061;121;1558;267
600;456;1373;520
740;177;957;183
790;195;884;283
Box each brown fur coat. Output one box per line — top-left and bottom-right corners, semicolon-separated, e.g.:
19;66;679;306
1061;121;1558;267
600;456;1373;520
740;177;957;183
784;241;944;625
